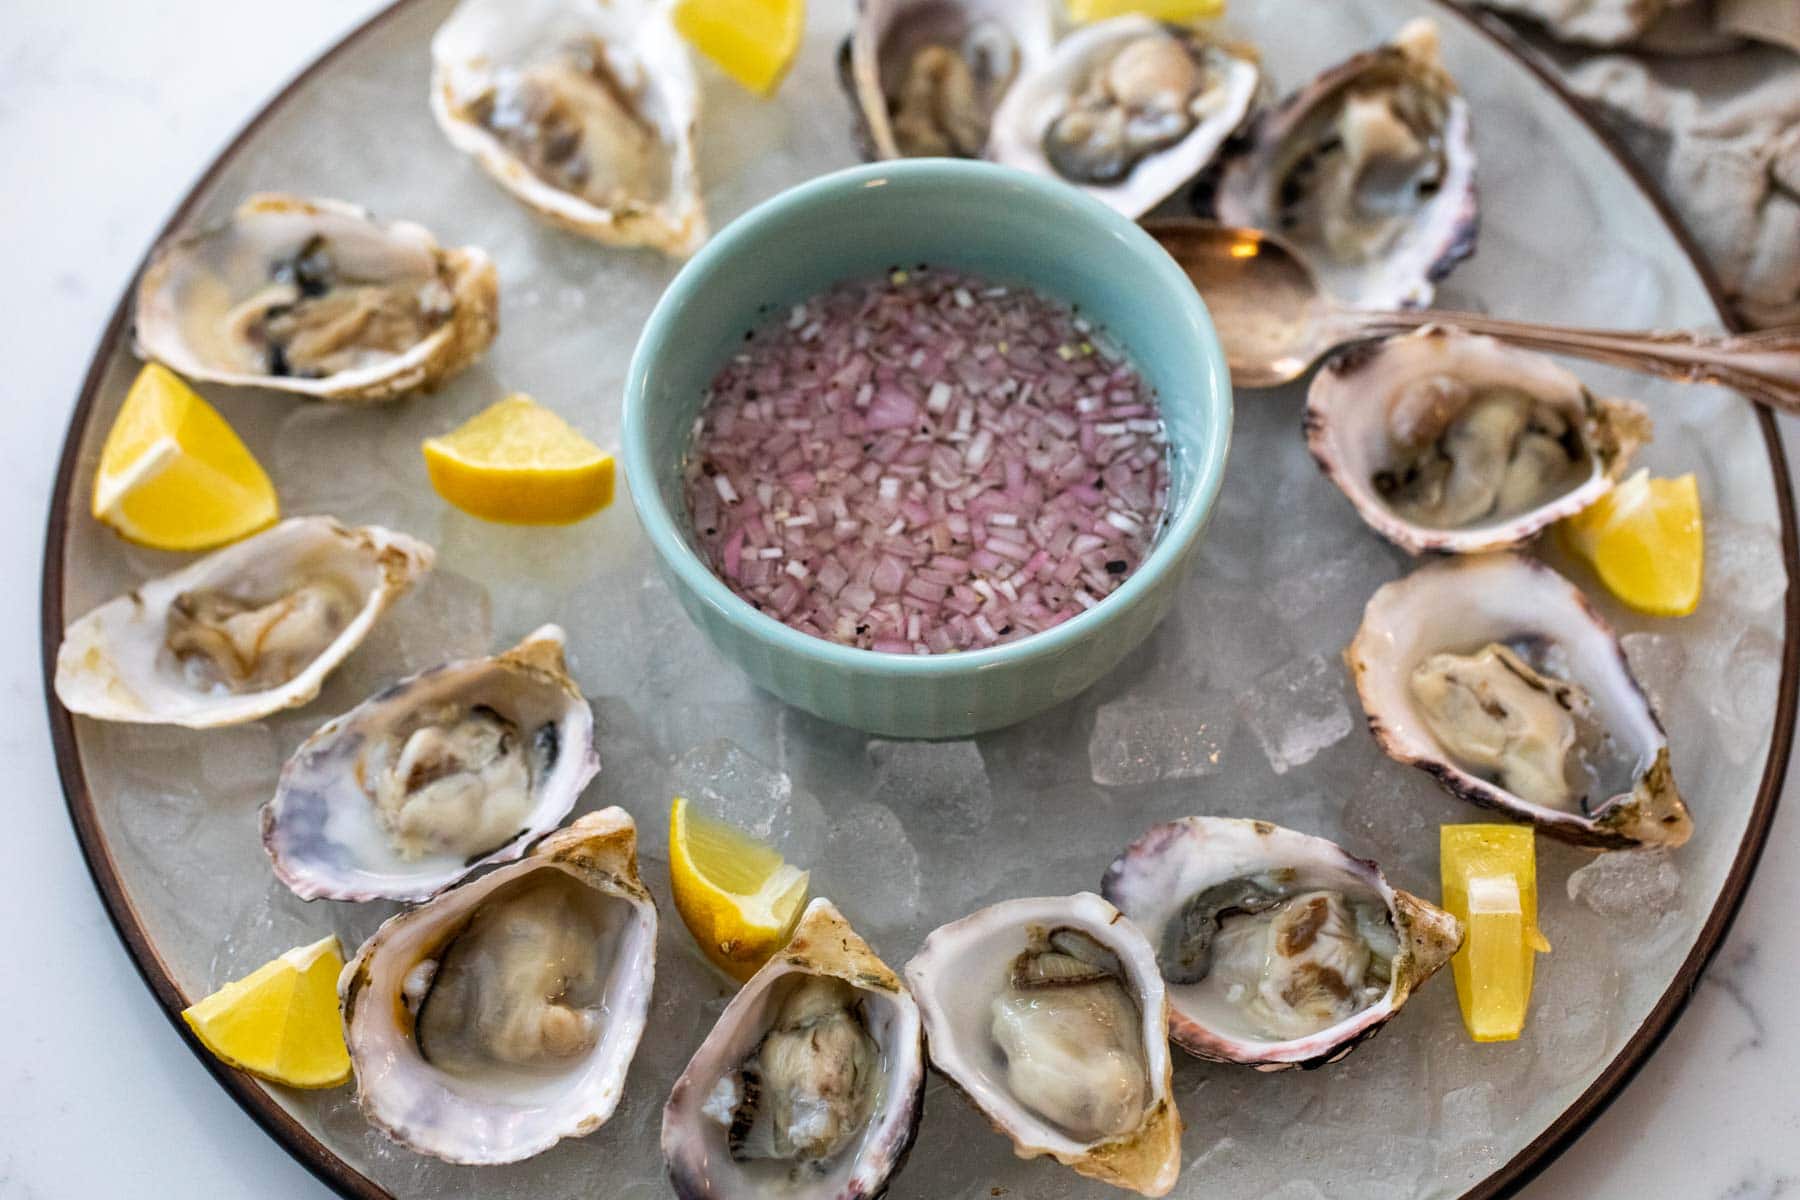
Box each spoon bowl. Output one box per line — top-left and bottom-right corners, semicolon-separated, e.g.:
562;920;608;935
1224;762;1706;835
1147;217;1800;412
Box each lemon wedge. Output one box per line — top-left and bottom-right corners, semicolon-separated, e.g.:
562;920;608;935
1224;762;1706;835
1441;824;1551;1043
669;795;810;981
181;935;351;1088
1065;0;1227;21
1561;469;1704;617
93;362;278;551
422;394;616;525
673;0;805;97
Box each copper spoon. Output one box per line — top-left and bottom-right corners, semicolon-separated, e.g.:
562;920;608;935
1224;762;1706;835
1145;218;1800;414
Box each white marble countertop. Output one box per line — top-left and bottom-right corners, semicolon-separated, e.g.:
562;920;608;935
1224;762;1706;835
2;3;1794;1197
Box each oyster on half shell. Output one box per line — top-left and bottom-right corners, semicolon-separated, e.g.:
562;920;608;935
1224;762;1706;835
262;626;598;902
1306;327;1651;554
905;892;1182;1197
340;807;657;1164
1103;817;1461;1069
431;0;706;256
1349;554;1692;848
841;0;1055;160
1210;19;1477;309
55;517;432;728
663;898;926;1200
987;17;1260;219
134;194;498;404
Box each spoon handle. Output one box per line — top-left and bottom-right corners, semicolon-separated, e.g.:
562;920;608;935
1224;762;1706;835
1340;309;1800;415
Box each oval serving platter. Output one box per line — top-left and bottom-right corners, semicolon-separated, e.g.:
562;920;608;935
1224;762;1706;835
41;0;1796;1198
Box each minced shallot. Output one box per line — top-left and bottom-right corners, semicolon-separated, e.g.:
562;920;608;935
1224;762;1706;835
682;268;1170;654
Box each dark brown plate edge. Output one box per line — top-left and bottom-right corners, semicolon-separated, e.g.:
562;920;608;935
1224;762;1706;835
33;3;1797;1200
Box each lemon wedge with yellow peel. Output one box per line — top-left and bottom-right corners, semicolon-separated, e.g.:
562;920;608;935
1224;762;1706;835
93;362;279;551
1561;469;1704;617
668;795;810;981
181;935;351;1088
1441;824;1551;1043
672;0;805;97
1065;0;1227;22
422;395;616;525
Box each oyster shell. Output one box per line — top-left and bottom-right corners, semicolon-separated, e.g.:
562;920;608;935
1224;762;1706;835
1349;554;1692;848
1103;817;1461;1069
988;18;1260;219
134;194;498;404
340;807;657;1164
262;626;598;902
663;898;925;1199
841;0;1054;160
905;892;1181;1197
55;517;432;728
431;0;706;256
1306;327;1651;554
1210;19;1477;309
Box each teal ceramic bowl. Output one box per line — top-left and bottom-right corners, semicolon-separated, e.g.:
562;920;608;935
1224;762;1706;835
622;160;1232;738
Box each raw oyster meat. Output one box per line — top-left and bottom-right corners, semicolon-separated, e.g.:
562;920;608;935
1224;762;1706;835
988;17;1260;218
262;626;598;902
1103;817;1461;1068
431;0;706;256
1306;327;1650;554
1349;554;1692;848
663;898;925;1199
1210;19;1477;308
55;517;431;727
905;892;1181;1196
339;808;657;1164
841;0;1054;159
134;194;498;403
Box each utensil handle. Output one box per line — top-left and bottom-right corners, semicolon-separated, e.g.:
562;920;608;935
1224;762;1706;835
1341;310;1800;415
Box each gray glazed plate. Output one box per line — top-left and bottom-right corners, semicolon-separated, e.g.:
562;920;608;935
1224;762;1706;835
41;1;1796;1197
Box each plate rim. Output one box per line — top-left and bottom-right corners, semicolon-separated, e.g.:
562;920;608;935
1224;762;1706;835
35;3;1799;1199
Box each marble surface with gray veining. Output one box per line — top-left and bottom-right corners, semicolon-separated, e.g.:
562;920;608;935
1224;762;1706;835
1;3;1796;1198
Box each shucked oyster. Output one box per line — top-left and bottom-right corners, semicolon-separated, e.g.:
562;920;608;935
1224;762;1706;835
842;0;1054;160
1349;554;1692;848
1210;19;1477;309
340;807;657;1164
1103;818;1461;1068
262;626;598;902
988;17;1260;219
1307;327;1650;554
431;0;706;256
134;194;498;404
663;899;925;1199
55;517;432;728
905;893;1181;1196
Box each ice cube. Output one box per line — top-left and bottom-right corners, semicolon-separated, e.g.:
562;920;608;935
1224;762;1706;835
1528;949;1619;1087
816;800;922;940
1706;517;1786;617
1620;631;1685;720
670;738;826;865
1320;1033;1428;1135
866;740;993;834
197;722;280;799
1566;849;1681;917
1715;626;1783;765
1178;575;1301;689
1088;697;1236;786
1268;550;1401;657
1437;1081;1498;1145
1240;654;1355;775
